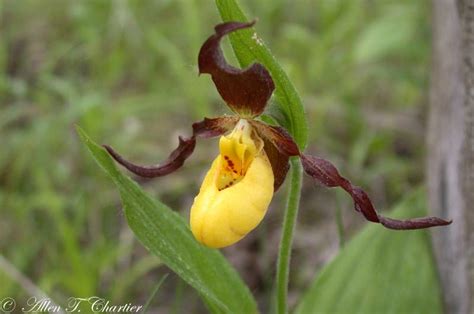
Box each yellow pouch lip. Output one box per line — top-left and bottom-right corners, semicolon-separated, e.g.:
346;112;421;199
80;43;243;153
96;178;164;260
190;151;274;248
216;119;263;190
190;119;274;248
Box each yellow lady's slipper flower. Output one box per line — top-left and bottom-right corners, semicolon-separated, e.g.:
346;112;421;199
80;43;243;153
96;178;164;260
104;20;451;250
190;119;274;248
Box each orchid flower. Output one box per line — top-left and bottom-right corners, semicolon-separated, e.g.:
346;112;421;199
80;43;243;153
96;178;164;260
104;21;451;248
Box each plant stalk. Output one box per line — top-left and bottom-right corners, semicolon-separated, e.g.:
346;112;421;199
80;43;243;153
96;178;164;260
276;157;303;314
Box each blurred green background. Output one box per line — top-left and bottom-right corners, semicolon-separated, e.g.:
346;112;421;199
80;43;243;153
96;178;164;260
0;0;435;312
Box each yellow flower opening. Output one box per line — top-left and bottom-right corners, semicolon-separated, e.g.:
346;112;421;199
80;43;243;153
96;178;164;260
190;119;274;248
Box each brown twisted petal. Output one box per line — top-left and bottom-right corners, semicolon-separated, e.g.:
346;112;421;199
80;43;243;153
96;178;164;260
261;136;290;191
103;116;238;178
198;21;275;117
250;120;300;190
249;122;451;228
251;121;300;156
300;154;452;229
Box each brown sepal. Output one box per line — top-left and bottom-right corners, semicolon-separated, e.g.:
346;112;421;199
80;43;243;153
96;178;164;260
198;21;275;117
103;116;238;178
300;154;452;229
251;120;300;191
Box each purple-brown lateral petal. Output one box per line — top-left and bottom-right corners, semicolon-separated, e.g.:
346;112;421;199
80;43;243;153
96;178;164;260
198;21;275;117
103;116;238;178
379;216;452;230
251;120;300;190
261;136;290;191
300;154;452;229
192;116;239;138
103;137;195;178
251;120;300;156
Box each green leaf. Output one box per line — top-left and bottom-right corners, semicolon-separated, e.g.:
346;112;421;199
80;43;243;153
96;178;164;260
295;190;443;314
215;0;309;150
76;126;257;314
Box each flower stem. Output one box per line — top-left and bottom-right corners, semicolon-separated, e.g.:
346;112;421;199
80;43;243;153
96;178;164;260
276;157;303;314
